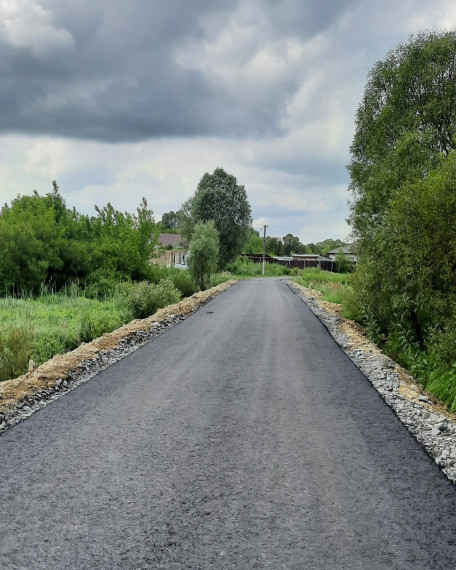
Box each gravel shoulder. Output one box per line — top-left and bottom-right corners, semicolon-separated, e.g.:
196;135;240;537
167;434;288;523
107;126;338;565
0;280;237;433
2;277;456;568
287;279;456;483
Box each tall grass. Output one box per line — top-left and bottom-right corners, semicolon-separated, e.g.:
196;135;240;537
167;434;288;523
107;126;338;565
293;269;456;412
227;257;292;277
0;276;187;383
292;270;359;319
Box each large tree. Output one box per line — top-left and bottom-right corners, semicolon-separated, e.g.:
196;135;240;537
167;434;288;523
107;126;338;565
348;30;456;361
349;31;456;238
188;168;252;268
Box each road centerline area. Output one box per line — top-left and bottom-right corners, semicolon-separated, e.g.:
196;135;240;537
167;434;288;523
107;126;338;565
1;278;456;569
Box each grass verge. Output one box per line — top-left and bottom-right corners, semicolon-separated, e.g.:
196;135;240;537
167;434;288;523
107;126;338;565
292;270;456;412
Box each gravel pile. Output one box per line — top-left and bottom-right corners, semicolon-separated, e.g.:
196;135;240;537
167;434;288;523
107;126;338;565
287;280;456;484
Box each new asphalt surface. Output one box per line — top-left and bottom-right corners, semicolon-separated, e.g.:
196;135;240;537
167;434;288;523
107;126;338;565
1;278;456;569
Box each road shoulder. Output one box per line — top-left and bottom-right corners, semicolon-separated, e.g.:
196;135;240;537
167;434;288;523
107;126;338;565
286;279;456;484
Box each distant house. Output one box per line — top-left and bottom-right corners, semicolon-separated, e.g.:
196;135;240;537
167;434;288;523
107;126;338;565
326;245;357;263
291;253;330;263
155;233;188;268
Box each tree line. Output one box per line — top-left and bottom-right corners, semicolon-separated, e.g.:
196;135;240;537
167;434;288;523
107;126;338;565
0;181;157;293
0;168;253;294
349;30;456;376
242;232;345;257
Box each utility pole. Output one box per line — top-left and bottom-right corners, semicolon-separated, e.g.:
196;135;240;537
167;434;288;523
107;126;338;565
262;224;268;276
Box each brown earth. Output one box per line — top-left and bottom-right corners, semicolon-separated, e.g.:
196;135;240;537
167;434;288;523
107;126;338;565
291;281;456;422
0;281;237;413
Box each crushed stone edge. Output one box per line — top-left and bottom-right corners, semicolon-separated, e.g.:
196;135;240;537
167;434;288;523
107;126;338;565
0;280;238;433
285;278;456;485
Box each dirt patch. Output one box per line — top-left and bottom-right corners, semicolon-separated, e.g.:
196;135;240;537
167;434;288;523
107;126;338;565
0;281;237;413
291;281;456;422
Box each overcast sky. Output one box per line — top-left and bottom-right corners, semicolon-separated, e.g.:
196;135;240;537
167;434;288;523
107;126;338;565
1;0;455;243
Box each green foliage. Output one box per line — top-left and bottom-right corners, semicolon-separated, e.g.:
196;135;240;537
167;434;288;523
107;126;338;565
186;168;252;269
188;222;220;291
0;184;158;293
265;236;284;256
226;257;289;277
306;238;345;256
349;30;456;237
0;324;35;382
160;210;181;230
347;30;456;409
333;249;352;274
282;234;306;255
169;269;198;297
243;228;264;254
124;279;181;319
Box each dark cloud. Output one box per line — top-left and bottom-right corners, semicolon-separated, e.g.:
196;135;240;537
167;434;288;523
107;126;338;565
0;0;357;142
263;0;358;37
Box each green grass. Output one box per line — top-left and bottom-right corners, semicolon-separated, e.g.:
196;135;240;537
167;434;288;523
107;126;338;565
292;270;358;319
0;288;134;381
0;271;234;383
293;269;456;412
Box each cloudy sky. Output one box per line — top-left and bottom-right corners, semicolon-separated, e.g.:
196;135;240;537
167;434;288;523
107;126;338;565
1;0;455;243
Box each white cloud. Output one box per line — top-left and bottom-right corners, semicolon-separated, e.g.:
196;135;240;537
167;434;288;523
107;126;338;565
0;0;453;246
0;0;74;59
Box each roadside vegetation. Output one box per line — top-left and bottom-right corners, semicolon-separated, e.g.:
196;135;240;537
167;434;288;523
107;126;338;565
346;30;456;412
292;270;355;314
0;268;234;383
296;265;456;412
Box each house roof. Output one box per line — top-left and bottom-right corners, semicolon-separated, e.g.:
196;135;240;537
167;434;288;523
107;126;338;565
326;245;356;255
291;253;319;258
158;233;183;248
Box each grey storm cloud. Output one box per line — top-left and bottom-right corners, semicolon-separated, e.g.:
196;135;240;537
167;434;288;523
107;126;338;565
0;0;358;142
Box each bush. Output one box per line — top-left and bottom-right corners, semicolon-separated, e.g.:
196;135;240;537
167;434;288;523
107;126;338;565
125;279;181;319
170;269;198;298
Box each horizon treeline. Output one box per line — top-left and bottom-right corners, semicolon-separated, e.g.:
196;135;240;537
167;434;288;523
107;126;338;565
160;212;345;257
0;182;158;294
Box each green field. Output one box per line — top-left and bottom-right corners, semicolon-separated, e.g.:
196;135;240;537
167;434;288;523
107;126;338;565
0;287;134;382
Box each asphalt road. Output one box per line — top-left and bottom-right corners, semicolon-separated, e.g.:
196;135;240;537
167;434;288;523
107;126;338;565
1;278;456;569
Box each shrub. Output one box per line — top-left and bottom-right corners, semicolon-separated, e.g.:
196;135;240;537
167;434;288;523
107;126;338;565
170;269;198;297
125;279;181;319
84;268;130;299
78;311;124;344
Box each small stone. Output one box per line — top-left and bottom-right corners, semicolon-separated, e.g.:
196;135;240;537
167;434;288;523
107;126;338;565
62;380;68;388
430;427;441;437
418;395;430;403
